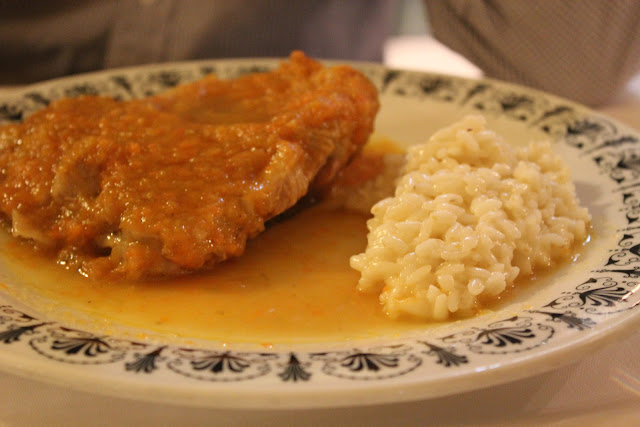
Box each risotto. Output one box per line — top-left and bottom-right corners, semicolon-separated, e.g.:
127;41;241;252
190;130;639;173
350;115;591;321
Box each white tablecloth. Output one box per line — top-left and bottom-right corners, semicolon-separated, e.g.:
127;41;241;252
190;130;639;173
2;38;640;426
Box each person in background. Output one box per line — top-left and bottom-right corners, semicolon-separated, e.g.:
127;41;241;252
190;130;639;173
1;0;639;106
0;1;397;83
424;0;640;106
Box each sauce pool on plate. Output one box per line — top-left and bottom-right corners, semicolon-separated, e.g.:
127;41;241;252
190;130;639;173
0;204;430;345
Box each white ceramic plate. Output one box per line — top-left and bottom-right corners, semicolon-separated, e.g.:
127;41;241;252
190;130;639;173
0;59;639;409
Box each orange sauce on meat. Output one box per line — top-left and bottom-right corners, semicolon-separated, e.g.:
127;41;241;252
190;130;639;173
0;204;428;345
0;52;379;280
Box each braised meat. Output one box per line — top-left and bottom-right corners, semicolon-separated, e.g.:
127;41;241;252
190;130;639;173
0;51;379;279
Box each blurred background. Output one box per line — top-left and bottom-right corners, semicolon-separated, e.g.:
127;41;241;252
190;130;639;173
0;0;638;106
385;0;482;78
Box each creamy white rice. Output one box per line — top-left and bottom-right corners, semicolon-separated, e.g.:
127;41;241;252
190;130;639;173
350;115;591;321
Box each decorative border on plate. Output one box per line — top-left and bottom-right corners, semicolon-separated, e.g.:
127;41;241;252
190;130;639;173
0;61;639;385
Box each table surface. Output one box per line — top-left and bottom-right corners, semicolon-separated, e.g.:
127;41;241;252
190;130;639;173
1;40;640;426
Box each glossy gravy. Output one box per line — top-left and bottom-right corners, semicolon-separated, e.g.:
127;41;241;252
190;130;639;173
0;201;578;346
1;204;432;345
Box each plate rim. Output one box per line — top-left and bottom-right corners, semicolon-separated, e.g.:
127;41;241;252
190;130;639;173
1;57;640;408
